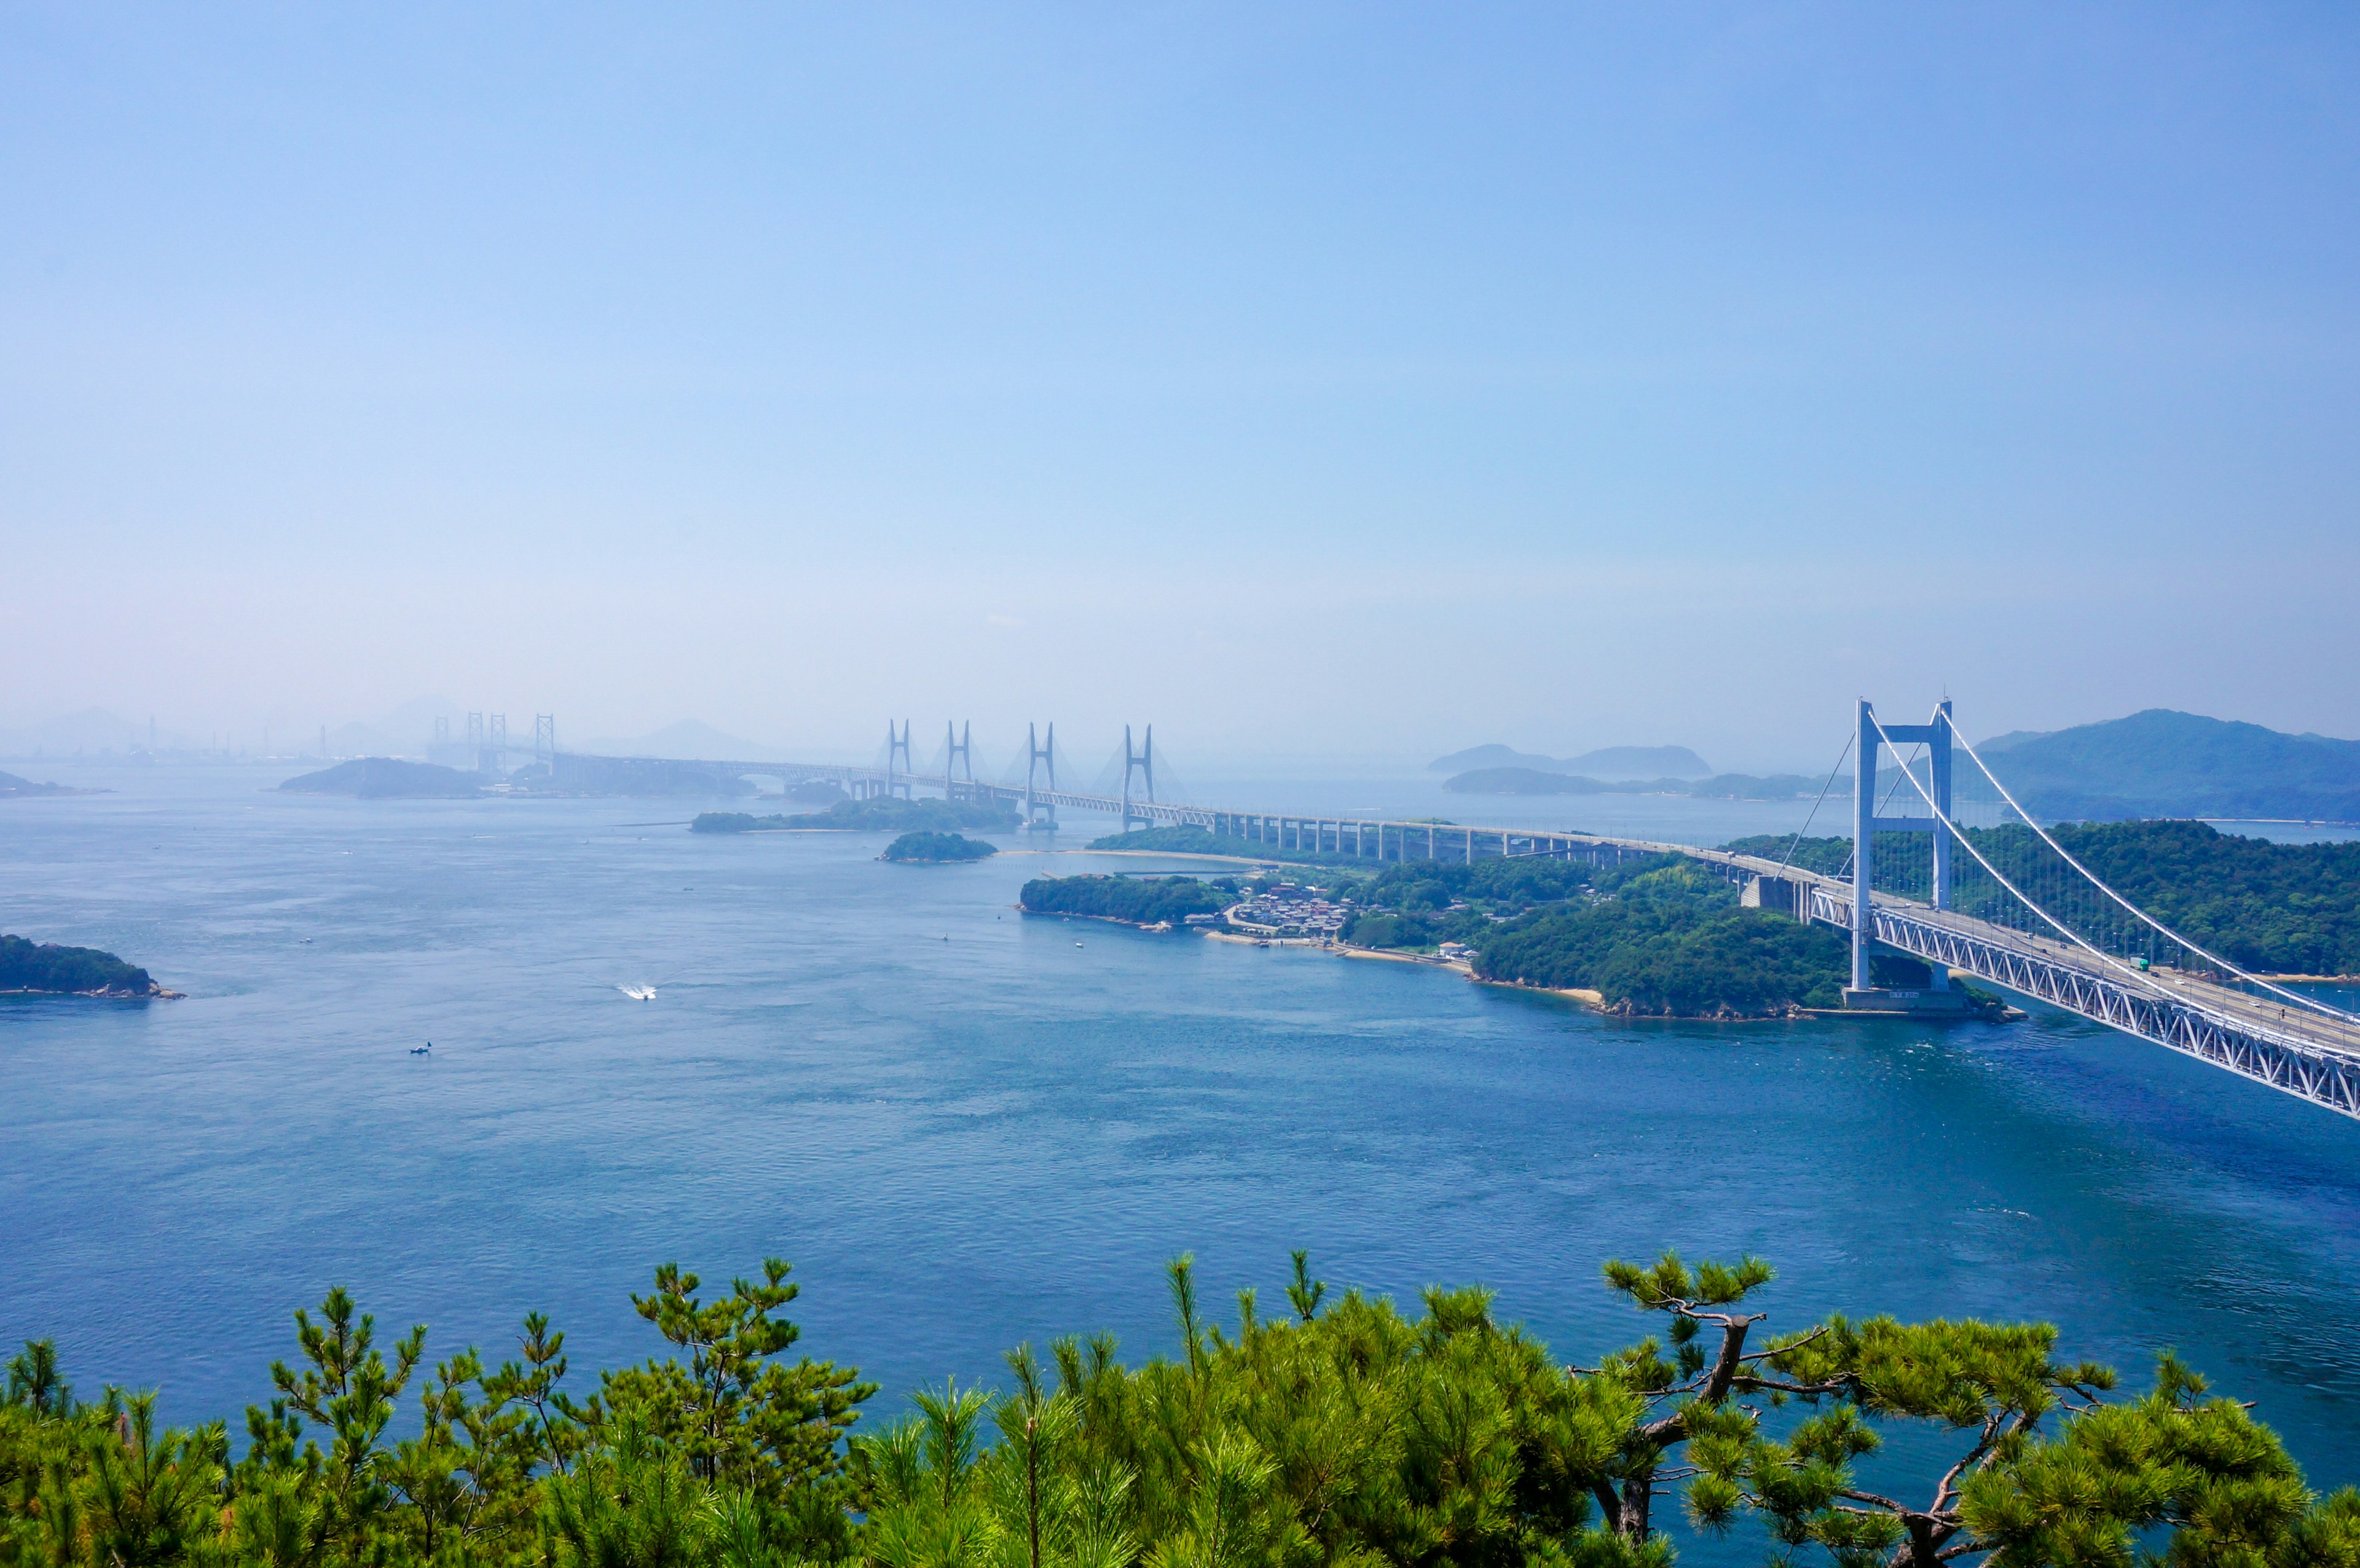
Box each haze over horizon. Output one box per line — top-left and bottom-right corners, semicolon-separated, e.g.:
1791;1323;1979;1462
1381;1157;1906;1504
7;5;2358;769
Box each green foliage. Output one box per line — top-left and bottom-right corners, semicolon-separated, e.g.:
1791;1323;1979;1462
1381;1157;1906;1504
1020;877;1231;928
1474;861;1850;1015
0;935;155;996
694;799;1020;836
881;834;996;863
1724;821;2360;975
590;1261;875;1500
4;1256;2354;1568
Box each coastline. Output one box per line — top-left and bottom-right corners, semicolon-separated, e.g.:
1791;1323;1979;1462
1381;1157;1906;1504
0;984;183;1000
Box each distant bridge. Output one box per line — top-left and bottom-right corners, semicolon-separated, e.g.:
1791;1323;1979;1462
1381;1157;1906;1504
536;708;2360;1121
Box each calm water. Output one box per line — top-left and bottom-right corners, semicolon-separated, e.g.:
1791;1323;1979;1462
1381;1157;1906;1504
4;766;2358;1507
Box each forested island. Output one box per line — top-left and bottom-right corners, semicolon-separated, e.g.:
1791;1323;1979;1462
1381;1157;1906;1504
694;798;1021;834
1023;855;1895;1017
882;831;996;863
0;1250;2344;1568
1727;819;2360;976
0;934;175;998
278;758;482;799
1021;873;1232;927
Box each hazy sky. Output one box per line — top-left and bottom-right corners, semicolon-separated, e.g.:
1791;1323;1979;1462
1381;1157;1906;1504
6;4;2358;769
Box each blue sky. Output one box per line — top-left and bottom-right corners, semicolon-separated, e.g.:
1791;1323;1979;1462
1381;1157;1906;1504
5;4;2357;767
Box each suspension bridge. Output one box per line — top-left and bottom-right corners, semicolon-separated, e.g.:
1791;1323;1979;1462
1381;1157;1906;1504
537;707;2360;1121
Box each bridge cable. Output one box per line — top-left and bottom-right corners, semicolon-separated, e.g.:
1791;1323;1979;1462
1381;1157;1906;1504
1835;739;1924;886
1945;724;2360;1024
1870;713;2358;1032
1774;733;1854;880
1863;711;2198;1009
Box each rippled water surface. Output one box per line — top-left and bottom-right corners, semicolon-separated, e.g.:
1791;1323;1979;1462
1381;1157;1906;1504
4;766;2358;1499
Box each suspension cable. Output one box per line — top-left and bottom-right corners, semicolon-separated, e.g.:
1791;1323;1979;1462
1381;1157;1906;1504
1777;734;1853;880
1863;712;2192;1005
1870;713;2356;1026
1946;726;2359;1023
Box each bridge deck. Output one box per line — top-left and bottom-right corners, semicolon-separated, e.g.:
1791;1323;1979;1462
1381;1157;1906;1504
554;750;2360;1117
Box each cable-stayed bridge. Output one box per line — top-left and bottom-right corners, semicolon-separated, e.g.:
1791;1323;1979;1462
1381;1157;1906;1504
546;708;2360;1121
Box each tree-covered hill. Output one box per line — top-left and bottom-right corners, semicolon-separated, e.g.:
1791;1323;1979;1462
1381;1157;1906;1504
1473;860;1853;1016
1020;874;1232;926
0;934;163;996
881;831;996;862
1724;820;2360;974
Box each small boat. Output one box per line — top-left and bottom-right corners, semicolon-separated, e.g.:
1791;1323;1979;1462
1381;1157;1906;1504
619;985;657;1002
410;1043;431;1055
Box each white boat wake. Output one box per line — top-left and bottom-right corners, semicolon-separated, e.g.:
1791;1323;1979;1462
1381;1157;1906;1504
618;984;658;1002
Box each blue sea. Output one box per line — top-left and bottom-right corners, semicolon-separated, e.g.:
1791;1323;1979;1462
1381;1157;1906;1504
4;764;2358;1518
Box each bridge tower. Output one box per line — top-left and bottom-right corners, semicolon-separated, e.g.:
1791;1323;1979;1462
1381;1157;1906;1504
945;721;974;800
1121;724;1155;833
1024;723;1056;829
466;712;486;772
1851;699;1954;997
534;715;556;763
487;713;508;774
886;720;913;799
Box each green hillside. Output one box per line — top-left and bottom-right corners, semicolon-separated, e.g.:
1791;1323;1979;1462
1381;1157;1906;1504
1724;820;2360;974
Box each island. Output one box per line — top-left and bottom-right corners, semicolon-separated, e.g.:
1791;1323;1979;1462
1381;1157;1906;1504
694;798;1021;834
882;831;997;863
0;770;101;798
1020;874;1233;928
1022;852;2013;1020
1;934;178;998
278;758;482;799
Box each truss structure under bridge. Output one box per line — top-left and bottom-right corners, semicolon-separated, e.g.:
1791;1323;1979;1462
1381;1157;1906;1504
1800;884;2360;1118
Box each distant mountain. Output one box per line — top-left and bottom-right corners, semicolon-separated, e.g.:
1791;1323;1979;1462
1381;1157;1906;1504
370;696;466;747
577;720;787;761
1564;745;1713;780
0;708;162;758
1980;710;2360;823
325;721;418;758
1428;744;1562;773
1445;767;1812;800
279;759;482;799
1426;743;1713;780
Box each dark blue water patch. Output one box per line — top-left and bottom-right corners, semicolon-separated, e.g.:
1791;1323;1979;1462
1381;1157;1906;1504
2;769;2356;1507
